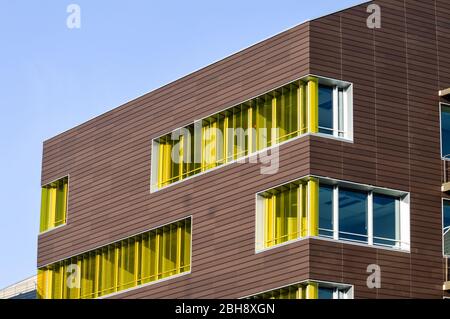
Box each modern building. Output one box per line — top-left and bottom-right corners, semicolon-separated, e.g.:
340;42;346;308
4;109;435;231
37;0;450;299
0;276;37;299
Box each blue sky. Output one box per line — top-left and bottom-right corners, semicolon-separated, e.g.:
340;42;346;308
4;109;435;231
0;0;366;289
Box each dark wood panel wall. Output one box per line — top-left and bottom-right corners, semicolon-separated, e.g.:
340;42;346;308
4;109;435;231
309;0;447;298
38;22;313;298
38;0;449;298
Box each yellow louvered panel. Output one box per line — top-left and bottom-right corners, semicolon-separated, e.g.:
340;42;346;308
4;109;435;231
307;78;319;133
37;218;192;299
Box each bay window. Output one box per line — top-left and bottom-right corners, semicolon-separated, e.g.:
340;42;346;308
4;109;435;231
323;183;405;248
256;176;410;251
39;176;69;233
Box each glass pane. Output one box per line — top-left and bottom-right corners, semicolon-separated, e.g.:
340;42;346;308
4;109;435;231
373;194;398;246
441;105;450;157
318;287;334;299
444;200;450;230
319;185;333;237
319;85;333;135
339;188;368;242
444;201;450;255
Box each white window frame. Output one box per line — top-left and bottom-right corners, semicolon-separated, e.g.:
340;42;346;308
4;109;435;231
255;175;410;253
150;75;354;193
320;181;409;251
317;77;353;141
38;174;70;236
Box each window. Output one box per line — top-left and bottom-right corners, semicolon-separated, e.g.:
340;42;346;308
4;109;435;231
256;176;410;251
318;287;334;299
443;200;450;256
325;184;404;248
319;85;333;134
37;217;191;299
263;182;307;247
151;76;353;191
441;104;450;157
39;176;68;233
319;84;348;137
339;188;368;243
256;179;314;250
248;281;352;299
319;185;333;238
373;194;399;247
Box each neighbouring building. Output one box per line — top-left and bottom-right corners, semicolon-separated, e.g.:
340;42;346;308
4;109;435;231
36;0;450;299
0;276;37;299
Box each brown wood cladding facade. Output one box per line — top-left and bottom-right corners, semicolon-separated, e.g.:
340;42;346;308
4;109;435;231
38;0;449;298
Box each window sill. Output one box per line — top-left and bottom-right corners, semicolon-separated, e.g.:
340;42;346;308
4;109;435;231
38;223;67;236
151;132;354;193
255;235;410;254
96;270;192;299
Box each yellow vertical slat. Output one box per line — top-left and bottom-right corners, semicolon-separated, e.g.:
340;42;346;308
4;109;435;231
272;96;277;145
307;78;319;133
94;253;100;298
264;197;269;247
234;110;239;159
265;196;274;248
48;186;56;229
281;89;287;142
296;285;304;299
255;100;261;151
299;184;306;237
60;263;66;299
287;186;297;241
223;115;229;163
308;178;319;237
76;259;81;299
184;220;191;272
306;282;319;299
176;223;182;274
275;191;285;244
46;268;53;299
114;245;119;292
164;143;172;186
155;231;161;280
157;142;164;189
62;179;68;225
37;269;45;299
58;264;64;299
39;188;49;232
134;238;140;286
201;124;206;171
212;120;217;167
298;82;307;135
179;135;184;180
140;234;149;284
247;106;253;154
